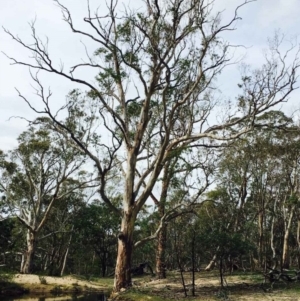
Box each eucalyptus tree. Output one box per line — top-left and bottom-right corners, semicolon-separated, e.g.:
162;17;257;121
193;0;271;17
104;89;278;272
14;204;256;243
272;127;300;268
39;187;86;276
242;113;300;269
214;111;299;268
4;0;300;291
245;122;300;269
0;125;93;274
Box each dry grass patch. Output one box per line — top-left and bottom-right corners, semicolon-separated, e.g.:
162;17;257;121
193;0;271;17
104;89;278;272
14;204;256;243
10;273;111;295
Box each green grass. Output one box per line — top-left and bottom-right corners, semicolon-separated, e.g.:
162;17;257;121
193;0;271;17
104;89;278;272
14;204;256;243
70;274;114;288
92;276;114;288
121;288;217;301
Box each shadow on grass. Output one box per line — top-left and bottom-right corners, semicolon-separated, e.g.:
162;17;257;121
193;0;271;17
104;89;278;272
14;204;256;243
0;273;29;297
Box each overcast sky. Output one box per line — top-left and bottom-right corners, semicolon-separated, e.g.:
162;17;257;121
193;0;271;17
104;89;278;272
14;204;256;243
1;0;300;151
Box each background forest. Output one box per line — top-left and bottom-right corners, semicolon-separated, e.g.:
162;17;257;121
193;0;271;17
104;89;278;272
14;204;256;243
2;110;300;280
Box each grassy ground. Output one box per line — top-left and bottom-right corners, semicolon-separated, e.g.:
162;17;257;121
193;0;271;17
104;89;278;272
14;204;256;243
115;271;300;301
2;270;300;300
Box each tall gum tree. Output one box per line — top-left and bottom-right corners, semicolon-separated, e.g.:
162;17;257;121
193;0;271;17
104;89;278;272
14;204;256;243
0;125;93;273
212;111;300;269
3;0;300;291
274;128;300;269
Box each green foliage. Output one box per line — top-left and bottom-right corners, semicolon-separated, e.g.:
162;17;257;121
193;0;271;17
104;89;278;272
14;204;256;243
39;276;47;285
0;218;22;262
50;285;63;294
116;19;132;42
287;194;299;206
127;102;142;118
71;282;83;293
96;67;127;89
0;272;13;284
215;289;229;300
70;201;119;276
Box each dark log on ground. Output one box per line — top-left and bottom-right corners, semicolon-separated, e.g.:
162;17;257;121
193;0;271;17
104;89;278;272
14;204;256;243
265;266;300;288
130;262;154;275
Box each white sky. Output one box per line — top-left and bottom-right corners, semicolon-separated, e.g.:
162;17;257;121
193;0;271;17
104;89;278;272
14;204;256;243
0;0;300;151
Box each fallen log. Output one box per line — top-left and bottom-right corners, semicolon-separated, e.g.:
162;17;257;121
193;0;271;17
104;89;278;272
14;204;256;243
130;262;154;275
265;266;300;288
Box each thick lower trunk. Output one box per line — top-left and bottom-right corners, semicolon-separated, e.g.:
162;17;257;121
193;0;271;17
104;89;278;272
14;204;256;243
21;230;36;274
155;163;170;279
113;212;135;292
156;222;167;279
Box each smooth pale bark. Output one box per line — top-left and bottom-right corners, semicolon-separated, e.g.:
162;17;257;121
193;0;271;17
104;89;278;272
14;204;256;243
113;146;141;291
282;204;295;269
270;197;279;269
19;196;67;275
270;217;276;260
205;254;217;271
43;254;48;271
60;248;69;276
20;230;36;274
60;226;74;276
270;222;277;268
